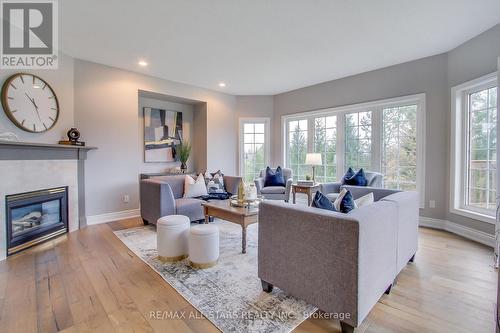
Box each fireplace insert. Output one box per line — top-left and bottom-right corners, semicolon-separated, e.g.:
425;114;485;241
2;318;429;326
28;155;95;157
6;187;68;256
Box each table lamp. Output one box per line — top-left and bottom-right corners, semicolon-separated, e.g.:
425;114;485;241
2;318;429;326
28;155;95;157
305;153;322;183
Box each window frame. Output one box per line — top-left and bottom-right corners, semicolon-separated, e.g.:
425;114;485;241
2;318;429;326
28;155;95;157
238;117;270;181
450;72;498;224
282;93;426;207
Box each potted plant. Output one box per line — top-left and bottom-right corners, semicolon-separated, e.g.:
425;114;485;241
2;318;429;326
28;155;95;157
177;141;191;173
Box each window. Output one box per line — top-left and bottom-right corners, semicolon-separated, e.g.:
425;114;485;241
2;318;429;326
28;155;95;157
451;72;497;223
345;111;372;170
466;86;497;211
313;116;336;182
286;119;308;181
239;118;269;182
382;105;417;190
283;94;425;206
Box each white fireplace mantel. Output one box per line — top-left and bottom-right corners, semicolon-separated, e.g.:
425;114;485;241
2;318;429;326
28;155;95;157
0;141;97;260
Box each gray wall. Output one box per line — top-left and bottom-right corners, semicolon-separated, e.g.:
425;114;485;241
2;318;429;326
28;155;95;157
272;23;500;234
446;23;500;234
0;53;74;143
74;60;237;217
274;54;449;221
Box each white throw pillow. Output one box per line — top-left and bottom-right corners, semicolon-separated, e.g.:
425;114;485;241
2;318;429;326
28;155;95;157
184;174;208;198
354;192;374;208
333;188;348;211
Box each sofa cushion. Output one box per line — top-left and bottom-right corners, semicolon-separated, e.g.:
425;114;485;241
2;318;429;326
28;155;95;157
326;192;340;202
264;166;286;187
176;198;203;217
261;186;286;194
311;191;336;211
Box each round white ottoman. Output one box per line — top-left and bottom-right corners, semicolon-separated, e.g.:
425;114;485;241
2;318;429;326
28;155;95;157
157;215;190;262
188;224;219;268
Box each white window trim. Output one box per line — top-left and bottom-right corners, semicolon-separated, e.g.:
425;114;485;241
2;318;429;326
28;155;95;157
281;94;426;208
238;117;271;178
450;72;498;224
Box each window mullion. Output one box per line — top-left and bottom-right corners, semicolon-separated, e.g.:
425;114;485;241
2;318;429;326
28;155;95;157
372;107;382;172
337;113;345;179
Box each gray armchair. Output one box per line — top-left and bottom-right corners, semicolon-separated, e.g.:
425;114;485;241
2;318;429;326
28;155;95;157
254;167;293;202
320;170;383;202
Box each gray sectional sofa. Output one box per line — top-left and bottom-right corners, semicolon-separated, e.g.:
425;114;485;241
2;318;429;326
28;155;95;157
140;174;242;224
258;188;418;333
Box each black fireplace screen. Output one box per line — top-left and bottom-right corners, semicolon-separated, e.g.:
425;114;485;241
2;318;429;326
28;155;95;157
6;187;68;256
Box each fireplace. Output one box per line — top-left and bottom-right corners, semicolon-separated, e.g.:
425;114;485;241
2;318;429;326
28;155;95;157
6;187;68;256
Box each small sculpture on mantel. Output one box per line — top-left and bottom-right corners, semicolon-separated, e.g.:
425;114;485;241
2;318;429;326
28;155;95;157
59;128;85;146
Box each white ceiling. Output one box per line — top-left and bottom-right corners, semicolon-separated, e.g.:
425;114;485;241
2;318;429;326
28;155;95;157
60;0;500;95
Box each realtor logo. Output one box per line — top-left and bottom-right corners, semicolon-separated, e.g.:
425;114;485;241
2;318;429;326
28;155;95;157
1;0;58;69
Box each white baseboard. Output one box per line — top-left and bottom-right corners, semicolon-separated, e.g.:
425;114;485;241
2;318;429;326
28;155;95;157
419;216;495;248
87;209;140;225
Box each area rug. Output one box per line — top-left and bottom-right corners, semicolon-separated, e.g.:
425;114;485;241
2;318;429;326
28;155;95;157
113;220;317;333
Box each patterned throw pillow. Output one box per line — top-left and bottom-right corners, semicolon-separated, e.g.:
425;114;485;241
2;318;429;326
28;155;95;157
204;170;225;194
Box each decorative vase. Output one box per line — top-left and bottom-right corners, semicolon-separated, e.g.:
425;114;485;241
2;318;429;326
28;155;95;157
180;162;187;173
237;181;245;203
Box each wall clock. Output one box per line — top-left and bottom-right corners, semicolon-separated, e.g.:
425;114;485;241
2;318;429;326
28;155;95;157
1;73;59;133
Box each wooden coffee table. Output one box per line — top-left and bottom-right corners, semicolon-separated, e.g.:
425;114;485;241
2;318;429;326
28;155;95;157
201;200;258;254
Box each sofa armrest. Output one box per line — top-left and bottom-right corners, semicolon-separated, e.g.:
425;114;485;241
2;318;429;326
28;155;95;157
223;175;242;195
320;182;341;194
140;179;176;224
284;178;293;202
381;191;419;272
258;201;360;326
348;201;398;324
341;185;400;201
254;177;265;194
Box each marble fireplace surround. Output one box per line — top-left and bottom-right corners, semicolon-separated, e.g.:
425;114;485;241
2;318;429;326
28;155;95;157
0;142;96;261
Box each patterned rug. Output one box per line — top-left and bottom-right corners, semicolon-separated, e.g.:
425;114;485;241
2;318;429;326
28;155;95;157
113;220;317;333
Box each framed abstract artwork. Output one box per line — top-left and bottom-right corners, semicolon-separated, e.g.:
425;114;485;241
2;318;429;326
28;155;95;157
143;107;183;163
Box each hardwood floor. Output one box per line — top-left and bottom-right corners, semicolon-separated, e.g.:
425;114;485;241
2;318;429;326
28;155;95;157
0;218;496;333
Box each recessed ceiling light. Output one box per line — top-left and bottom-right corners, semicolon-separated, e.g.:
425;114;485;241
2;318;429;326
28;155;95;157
138;60;148;67
219;82;226;87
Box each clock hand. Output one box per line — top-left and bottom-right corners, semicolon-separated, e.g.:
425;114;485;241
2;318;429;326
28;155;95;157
34;107;42;122
25;93;42;122
25;93;37;108
31;97;39;109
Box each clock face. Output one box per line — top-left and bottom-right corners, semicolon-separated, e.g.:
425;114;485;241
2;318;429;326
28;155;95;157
1;73;59;133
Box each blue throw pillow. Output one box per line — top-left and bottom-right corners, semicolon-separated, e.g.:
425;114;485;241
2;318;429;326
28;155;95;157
311;191;336;211
264;166;286;187
339;190;356;213
344;168;368;186
341;167;355;185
